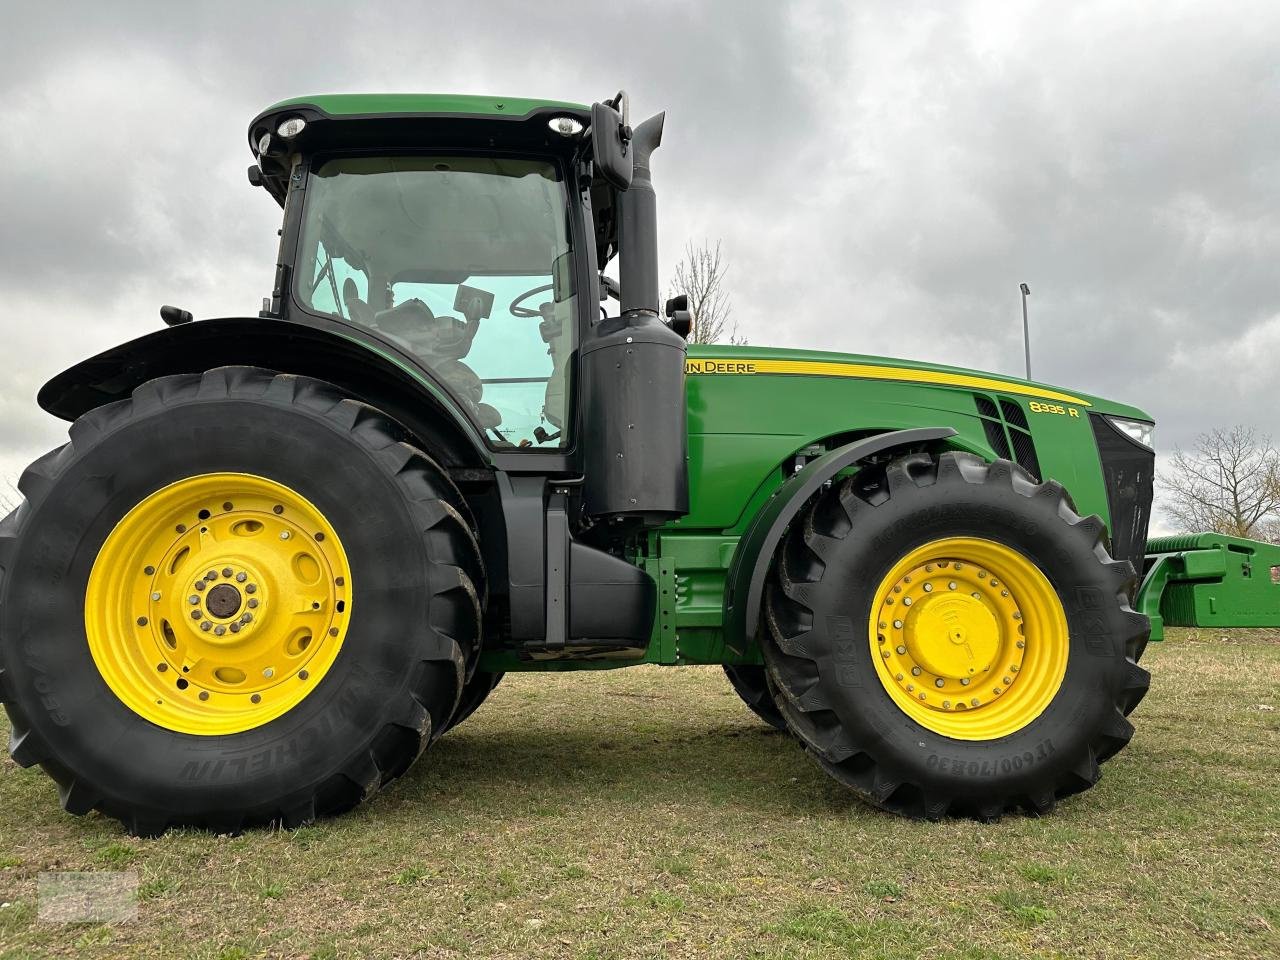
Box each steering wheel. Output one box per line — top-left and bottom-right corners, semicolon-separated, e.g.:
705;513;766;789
509;283;554;318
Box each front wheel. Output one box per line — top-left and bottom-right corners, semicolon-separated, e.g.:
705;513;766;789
764;452;1149;820
0;367;483;835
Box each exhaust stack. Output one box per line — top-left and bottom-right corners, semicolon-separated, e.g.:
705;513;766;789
618;113;665;316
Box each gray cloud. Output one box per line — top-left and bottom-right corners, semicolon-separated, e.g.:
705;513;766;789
2;0;1278;531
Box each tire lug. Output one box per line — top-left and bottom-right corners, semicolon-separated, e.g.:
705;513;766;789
248;598;259;609
214;625;226;636
245;584;257;594
190;610;201;620
201;621;212;632
195;581;206;591
222;567;233;578
242;613;253;623
229;623;241;634
189;595;200;605
236;572;247;583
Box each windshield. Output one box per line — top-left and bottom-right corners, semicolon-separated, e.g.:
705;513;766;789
295;156;577;449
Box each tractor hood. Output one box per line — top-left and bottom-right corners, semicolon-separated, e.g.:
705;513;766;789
685;344;1153;423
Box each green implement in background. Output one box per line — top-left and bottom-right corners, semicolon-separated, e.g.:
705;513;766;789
1140;533;1280;641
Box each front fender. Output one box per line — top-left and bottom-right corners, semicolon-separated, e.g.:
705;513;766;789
38;316;491;468
722;426;958;652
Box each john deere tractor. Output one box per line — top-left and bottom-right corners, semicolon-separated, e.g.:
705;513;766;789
0;92;1154;834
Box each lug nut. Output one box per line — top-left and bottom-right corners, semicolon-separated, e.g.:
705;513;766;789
236;572;247;583
242;612;253;623
280;531;291;541
195;580;206;591
189;595;200;605
263;667;274;679
201;621;212;631
151;592;162;601
1013;612;1022;621
245;584;257;594
923;583;933;592
144;565;156;576
961;678;970;686
935;678;945;688
893;620;903;629
943;700;951;708
137;616;148;627
248;598;259;609
190;610;201;620
214;625;226;636
299;670;309;681
1003;676;1012;685
230;623;241;634
971;698;980;706
896;645;907;655
199;691;210;701
948;582;957;590
222;567;233;578
251;693;262;703
911;666;922;676
1016;640;1025;649
1011;665;1019;673
902;597;913;606
896;673;904;681
206;571;217;581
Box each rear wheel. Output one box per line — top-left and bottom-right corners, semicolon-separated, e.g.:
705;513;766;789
764;452;1149;819
0;367;483;835
722;665;787;732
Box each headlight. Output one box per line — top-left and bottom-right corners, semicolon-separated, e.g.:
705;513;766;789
1105;416;1155;450
277;116;307;138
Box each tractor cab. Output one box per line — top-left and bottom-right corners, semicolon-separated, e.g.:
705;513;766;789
247;93;688;512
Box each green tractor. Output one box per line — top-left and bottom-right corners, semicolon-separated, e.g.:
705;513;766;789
0;92;1154;835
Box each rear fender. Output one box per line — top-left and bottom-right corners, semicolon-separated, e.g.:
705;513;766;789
38;317;489;468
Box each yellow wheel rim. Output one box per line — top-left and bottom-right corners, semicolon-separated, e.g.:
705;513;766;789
868;537;1067;740
86;473;352;736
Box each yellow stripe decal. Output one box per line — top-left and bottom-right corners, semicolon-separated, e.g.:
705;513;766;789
684;358;1091;407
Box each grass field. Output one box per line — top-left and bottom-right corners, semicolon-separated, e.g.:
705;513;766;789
1;627;1277;959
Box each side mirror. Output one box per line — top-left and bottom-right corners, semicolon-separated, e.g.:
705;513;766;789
591;98;633;190
665;294;694;340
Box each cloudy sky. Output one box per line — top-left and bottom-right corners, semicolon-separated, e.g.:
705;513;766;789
2;1;1277;526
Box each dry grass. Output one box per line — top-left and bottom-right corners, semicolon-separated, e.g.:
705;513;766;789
1;628;1277;959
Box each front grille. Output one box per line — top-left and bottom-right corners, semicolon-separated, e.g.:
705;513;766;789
973;394;1041;479
1089;414;1155;570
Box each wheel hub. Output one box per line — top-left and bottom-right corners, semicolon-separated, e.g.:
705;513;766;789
85;473;352;736
204;582;243;619
869;537;1067;740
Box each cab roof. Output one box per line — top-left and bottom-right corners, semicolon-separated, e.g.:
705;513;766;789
248;93;592;204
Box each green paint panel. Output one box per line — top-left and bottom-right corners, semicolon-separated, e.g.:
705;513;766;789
1143;533;1280;631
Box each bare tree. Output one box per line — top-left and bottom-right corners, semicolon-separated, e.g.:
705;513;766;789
667;240;744;345
1160;426;1280;540
0;477;21;515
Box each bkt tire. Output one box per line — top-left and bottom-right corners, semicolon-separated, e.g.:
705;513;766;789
0;367;483;835
764;452;1149;820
